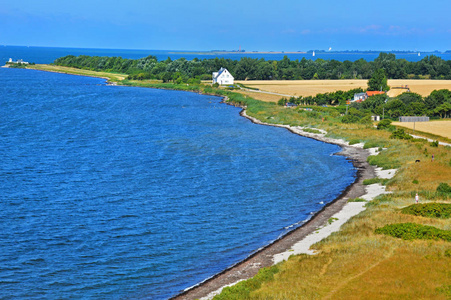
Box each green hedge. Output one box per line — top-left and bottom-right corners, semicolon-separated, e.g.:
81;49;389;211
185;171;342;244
401;203;451;219
437;183;451;195
375;223;451;241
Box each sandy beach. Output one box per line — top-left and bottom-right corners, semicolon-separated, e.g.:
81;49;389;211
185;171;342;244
170;109;395;300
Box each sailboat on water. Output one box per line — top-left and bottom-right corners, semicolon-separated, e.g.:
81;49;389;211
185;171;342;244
312;51;315;57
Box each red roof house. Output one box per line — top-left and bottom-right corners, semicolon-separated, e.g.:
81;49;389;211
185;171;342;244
366;91;386;97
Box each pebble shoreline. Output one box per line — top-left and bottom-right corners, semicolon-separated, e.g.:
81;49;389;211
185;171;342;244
170;109;392;300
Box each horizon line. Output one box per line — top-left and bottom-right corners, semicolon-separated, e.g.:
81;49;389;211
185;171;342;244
2;44;450;53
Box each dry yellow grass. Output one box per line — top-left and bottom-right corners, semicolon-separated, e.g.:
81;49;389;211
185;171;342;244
392;120;451;139
233;89;282;102
388;79;451;97
248;192;451;300
27;64;127;82
236;80;368;98
236;79;451;101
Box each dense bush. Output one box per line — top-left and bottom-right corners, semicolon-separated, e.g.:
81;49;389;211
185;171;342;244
390;129;412;140
377;119;392;130
401;203;451;219
341;115;360;123
359;115;373;125
445;249;451;257
430;140;439;147
437;183;451;195
375;223;451;241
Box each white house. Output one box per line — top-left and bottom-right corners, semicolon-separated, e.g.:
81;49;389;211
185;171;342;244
212;68;234;85
352;92;367;103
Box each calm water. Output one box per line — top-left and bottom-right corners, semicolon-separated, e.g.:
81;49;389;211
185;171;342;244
1;45;450;64
0;67;356;299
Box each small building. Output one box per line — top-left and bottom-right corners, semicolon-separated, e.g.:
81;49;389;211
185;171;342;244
212;68;234;85
366;91;385;97
285;102;297;107
352;91;386;103
399;116;429;122
371;115;381;121
8;58;29;65
352;92;367;103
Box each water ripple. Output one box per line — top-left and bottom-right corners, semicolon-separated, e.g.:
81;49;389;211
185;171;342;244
0;68;356;299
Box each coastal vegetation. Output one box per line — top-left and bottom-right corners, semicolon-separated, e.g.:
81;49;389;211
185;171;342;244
375;223;451;241
401;203;451;219
52;52;451;81
24;63;451;299
277;87;451;119
48;53;451;119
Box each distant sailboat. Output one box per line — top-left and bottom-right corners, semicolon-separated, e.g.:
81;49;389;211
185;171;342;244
418;52;421;56
312;51;315;57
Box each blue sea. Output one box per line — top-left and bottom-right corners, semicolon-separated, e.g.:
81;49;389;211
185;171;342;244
1;45;450;64
0;58;358;298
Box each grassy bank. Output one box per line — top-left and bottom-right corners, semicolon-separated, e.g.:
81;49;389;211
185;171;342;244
211;124;451;299
24;65;451;299
211;106;451;298
27;64;127;82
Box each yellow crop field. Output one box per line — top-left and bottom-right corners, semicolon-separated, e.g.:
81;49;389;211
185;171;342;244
392;120;451;139
236;79;368;98
235;79;451;102
388;79;451;97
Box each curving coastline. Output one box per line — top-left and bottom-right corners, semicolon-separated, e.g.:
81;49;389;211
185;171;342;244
15;66;379;299
170;109;378;300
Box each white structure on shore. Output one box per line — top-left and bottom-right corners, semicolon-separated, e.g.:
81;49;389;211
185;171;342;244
8;58;29;64
212;68;234;85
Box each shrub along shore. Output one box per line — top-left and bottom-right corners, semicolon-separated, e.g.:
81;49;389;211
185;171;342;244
25;64;451;299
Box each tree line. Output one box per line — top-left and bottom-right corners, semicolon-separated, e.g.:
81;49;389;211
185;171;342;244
352;90;451;119
279;88;451;120
53;52;451;82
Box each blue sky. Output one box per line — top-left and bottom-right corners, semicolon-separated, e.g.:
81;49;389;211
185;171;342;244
1;0;450;51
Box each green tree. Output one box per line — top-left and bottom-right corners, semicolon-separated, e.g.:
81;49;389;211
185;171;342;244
398;92;423;105
434;102;451;118
408;102;427;116
362;94;386;112
385;99;406;118
424;89;451;110
368;69;390;91
377;119;392;130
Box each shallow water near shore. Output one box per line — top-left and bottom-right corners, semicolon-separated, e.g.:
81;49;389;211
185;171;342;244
0;68;356;299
